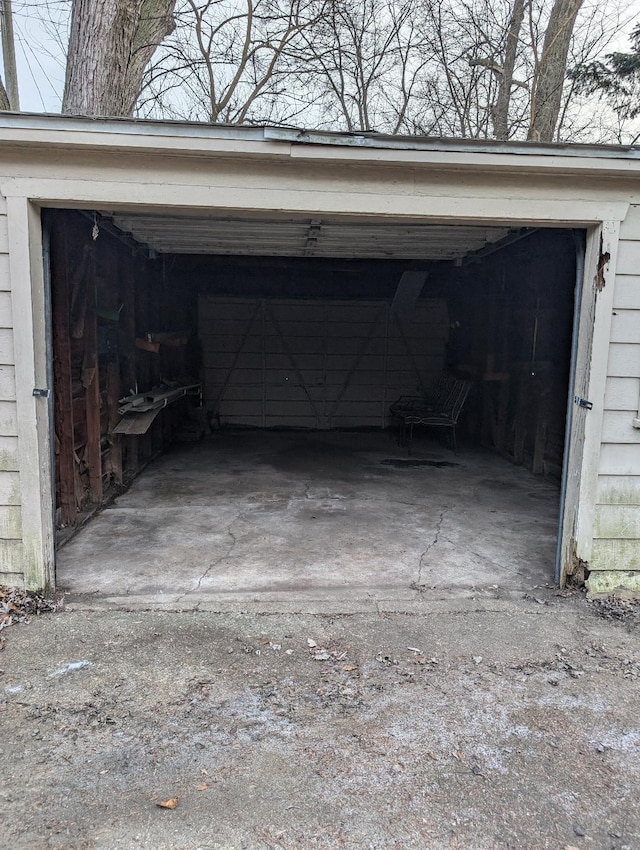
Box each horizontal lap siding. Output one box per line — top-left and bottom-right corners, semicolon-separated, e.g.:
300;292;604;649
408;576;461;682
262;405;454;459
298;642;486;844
593;210;640;570
0;199;23;585
199;297;448;429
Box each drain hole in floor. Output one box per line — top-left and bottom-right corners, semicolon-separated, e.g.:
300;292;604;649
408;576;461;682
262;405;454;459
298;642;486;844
381;458;459;468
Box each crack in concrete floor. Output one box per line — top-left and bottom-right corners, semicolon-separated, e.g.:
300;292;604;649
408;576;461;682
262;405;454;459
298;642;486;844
414;508;447;590
175;516;241;603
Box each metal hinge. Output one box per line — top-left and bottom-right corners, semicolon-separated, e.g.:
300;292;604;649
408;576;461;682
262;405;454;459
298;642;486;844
32;388;50;399
574;396;593;410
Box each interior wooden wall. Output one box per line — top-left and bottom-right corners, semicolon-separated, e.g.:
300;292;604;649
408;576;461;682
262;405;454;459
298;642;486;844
439;228;576;478
49;211;194;534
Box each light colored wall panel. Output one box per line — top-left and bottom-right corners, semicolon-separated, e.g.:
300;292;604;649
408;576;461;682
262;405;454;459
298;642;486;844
0;291;12;328
590;538;640;570
599;442;640;476
604;376;640;410
597;475;640;505
601;410;640;443
616;239;640;274
610;309;640;344
0;216;8;254
0;570;24;588
0;365;16;401
613;275;640;309
0;400;17;437
0;470;20;505
0;435;18;470
0;504;21;538
595;504;640;539
0;254;9;291
619;205;640;240
607;343;640;378
0;327;14;364
0;539;23;570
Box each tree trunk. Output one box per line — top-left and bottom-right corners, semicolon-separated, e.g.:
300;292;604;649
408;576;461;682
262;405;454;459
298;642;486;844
492;0;525;141
63;0;176;117
1;0;20;110
0;76;10;111
528;0;583;142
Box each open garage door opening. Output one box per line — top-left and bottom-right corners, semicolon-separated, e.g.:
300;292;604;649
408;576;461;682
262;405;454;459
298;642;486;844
47;209;581;604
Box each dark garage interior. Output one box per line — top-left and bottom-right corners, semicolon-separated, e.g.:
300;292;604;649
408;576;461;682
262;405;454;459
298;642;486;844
47;209;578;602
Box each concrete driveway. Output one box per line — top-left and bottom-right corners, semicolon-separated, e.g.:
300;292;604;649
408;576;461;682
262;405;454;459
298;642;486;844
1;593;639;849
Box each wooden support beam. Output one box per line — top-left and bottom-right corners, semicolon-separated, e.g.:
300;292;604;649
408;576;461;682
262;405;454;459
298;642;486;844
513;384;527;465
52;219;77;527
106;361;122;485
121;252;138;474
532;391;548;475
83;255;102;504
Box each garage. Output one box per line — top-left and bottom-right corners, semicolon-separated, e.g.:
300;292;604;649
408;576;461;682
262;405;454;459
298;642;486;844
0;115;637;600
47;205;577;603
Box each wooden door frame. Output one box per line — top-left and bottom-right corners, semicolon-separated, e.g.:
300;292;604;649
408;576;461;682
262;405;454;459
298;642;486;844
561;221;620;581
8;194;626;590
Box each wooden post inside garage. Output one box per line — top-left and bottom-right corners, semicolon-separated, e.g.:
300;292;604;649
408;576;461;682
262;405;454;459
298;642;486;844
83;251;102;505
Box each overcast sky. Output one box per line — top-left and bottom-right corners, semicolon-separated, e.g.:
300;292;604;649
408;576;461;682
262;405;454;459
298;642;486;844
6;0;640;116
11;0;67;113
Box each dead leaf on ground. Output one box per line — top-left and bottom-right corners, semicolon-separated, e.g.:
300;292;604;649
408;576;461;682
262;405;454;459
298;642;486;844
196;784;208;791
156;798;179;809
0;584;57;630
342;664;357;671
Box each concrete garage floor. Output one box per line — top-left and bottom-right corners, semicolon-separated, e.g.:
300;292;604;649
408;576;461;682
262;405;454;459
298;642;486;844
57;431;560;608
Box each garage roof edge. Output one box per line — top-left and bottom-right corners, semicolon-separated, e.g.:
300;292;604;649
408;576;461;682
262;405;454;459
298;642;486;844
0;112;639;174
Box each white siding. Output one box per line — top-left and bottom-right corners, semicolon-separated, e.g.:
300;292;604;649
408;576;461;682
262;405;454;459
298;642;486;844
594;206;640;568
0;194;22;584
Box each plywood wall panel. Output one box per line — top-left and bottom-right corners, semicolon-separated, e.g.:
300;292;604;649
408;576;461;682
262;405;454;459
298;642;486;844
200;296;448;428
